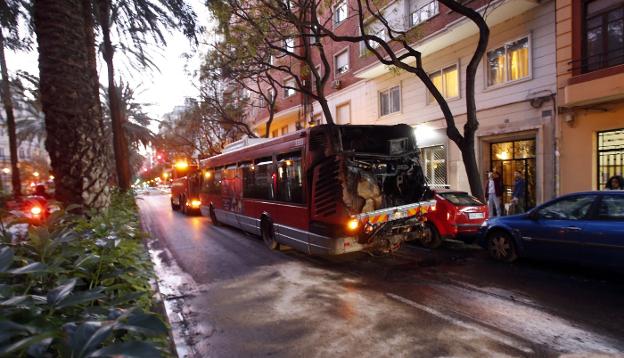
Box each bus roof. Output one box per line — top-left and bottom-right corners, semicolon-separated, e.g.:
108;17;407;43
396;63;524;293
200;124;416;168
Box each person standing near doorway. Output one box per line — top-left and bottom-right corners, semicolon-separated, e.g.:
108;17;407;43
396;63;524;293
511;170;526;214
486;171;503;217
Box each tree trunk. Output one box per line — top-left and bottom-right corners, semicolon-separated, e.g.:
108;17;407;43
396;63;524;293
0;29;22;198
34;0;111;210
98;0;131;191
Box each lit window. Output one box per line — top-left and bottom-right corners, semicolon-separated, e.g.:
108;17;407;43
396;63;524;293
335;49;349;75
379;85;401;116
428;64;459;103
284;38;295;52
334;0;347;25
411;0;438;27
272;129;279;138
284;78;296;97
281;126;289;135
598;128;624;190
421;145;447;187
487;36;530;87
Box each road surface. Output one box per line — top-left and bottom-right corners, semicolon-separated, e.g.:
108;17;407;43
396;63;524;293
137;193;624;357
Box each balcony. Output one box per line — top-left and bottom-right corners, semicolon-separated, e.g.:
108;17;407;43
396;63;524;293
354;0;541;79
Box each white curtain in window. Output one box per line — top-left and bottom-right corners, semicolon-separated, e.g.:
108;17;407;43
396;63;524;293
336;51;349;73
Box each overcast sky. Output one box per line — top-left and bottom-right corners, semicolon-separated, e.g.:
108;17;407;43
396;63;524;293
6;0;211;127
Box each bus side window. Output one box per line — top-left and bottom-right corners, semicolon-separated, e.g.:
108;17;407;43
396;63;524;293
244;157;274;200
201;168;214;194
276;151;304;204
208;168;222;195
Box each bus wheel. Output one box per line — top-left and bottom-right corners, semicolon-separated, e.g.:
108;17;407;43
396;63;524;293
261;218;279;250
171;198;179;211
209;205;220;226
420;222;442;249
180;196;187;215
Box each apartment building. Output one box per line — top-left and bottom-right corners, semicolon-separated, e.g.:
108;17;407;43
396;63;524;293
247;0;558;211
0;124;49;193
556;0;624;193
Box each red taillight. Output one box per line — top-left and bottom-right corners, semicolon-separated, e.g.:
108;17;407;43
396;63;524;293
30;206;42;216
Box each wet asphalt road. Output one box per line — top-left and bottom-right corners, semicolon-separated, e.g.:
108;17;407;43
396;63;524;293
137;193;624;357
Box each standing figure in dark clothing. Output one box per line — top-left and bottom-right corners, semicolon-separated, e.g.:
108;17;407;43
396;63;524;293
511;170;526;214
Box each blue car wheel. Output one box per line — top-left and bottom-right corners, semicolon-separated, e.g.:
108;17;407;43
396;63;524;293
487;230;518;263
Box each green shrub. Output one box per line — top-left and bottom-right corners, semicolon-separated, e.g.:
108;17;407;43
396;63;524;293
0;193;170;357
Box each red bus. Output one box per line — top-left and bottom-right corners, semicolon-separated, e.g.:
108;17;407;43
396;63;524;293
198;124;435;255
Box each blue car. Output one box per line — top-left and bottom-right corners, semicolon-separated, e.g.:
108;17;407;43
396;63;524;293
479;191;624;269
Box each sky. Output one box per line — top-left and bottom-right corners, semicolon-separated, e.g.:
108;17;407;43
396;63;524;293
5;0;212;128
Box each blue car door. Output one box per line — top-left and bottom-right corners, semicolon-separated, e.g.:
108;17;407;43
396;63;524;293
520;194;598;261
575;194;624;269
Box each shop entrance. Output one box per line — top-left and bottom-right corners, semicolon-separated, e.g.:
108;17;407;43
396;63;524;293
490;139;536;213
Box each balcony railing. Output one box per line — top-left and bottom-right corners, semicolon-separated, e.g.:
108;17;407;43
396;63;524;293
570;51;624;74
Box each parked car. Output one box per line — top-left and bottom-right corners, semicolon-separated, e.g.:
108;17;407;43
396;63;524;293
479;191;624;270
419;189;488;248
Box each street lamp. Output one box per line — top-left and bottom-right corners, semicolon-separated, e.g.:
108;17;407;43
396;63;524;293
33;171;40;178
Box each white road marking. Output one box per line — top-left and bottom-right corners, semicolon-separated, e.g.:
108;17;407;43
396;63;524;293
386;292;535;355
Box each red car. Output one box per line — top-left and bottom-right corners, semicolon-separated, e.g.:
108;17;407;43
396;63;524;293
419;190;488;248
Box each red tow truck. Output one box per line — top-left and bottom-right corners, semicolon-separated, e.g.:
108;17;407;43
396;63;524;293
170;161;202;215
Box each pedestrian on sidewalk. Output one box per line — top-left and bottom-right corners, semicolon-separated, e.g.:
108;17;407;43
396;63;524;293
486;171;503;217
605;175;624;190
510;170;526;214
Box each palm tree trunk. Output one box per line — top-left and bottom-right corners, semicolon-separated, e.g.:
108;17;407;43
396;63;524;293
98;0;131;191
34;0;111;210
0;29;22;198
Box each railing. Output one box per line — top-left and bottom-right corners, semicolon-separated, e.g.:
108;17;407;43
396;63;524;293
568;52;624;74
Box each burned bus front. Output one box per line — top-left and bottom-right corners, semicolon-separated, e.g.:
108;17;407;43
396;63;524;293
309;124;435;255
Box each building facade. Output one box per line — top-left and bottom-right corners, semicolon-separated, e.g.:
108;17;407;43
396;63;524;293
0;124;49;194
246;0;559;212
556;0;624;193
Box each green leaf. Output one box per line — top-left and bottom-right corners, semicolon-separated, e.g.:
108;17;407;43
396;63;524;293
88;341;162;358
74;253;100;268
116;309;168;336
57;289;104;309
0;246;13;272
78;323;114;358
9;262;48;274
0;332;55;356
0;320;34;344
47;278;76;307
1;295;29;306
70;321;100;355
